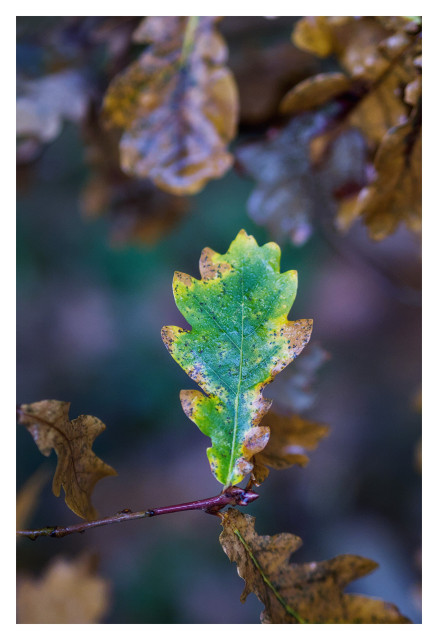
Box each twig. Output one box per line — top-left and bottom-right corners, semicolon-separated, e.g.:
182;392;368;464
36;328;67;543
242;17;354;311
16;486;259;540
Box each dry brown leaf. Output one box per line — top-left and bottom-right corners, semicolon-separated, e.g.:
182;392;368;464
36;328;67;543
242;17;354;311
17;400;117;520
16;466;49;531
280;72;351;116
353;118;421;240
220;508;411;624
292;16;350;57
102;16;238;195
252;412;329;485
17;554;110;624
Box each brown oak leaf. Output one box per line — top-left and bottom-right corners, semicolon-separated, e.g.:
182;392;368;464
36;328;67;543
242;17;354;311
102;16;238;195
220;508;411;624
17;554;111;623
352;117;422;240
251;412;329;485
17;400;117;520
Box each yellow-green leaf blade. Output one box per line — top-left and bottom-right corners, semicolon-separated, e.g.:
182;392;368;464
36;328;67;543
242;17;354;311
162;230;312;486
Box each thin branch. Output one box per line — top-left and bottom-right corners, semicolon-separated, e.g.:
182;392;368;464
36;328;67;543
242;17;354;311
16;486;259;540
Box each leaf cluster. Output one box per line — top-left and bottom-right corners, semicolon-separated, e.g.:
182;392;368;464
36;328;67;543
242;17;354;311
16;16;421;245
281;16;422;240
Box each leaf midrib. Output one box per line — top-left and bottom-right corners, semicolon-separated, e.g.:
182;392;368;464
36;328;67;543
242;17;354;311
227;263;245;486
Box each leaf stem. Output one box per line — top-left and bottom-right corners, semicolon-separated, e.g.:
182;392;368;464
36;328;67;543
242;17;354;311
233;527;307;624
16;486;258;540
180;16;199;63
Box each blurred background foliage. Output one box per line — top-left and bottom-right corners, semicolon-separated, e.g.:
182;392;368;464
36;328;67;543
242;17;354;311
17;16;421;623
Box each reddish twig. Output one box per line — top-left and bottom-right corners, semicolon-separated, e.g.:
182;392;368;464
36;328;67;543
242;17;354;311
16;486;259;540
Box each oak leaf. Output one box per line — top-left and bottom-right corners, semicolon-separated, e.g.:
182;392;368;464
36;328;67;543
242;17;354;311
162;230;312;486
17;400;117;520
220;508;411;624
102;16;238;195
251;412;329;485
280;72;352;116
17;554;110;624
352;117;422;240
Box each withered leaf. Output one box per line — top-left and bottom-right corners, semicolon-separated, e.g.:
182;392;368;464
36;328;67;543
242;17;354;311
352;118;422;240
102;16;238;195
220;509;411;624
17;554;111;624
17;400;117;520
251;412;329;485
280;72;352;116
292;16;350;58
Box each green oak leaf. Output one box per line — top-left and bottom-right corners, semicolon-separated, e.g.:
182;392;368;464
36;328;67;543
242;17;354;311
162;230;312;486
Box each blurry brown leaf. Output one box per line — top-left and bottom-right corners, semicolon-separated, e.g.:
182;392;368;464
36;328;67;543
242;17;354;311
16;467;49;532
17;554;110;624
292;16;350;57
352;118;421;240
280;72;351;116
17;400;117;520
220;509;411;624
252;413;329;485
81;105;187;245
103;16;238;195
